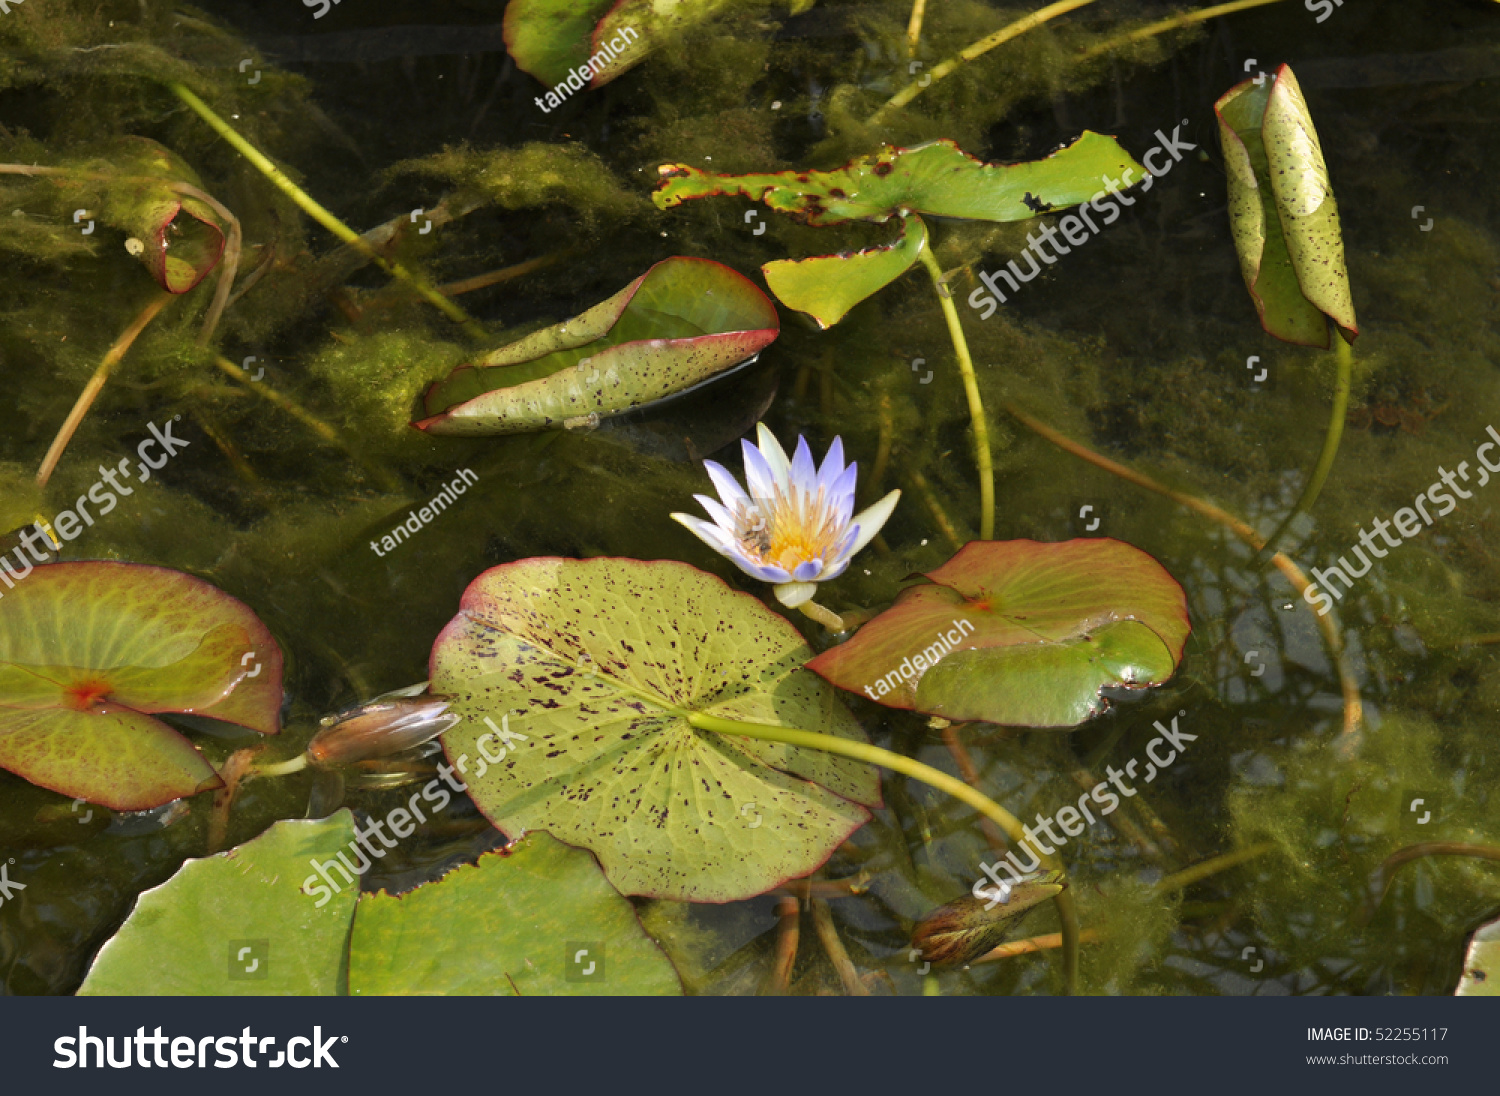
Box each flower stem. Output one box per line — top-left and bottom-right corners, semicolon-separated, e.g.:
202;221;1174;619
798;600;847;632
1079;0;1290;62
165;82;483;337
916;245;994;539
1255;330;1354;562
687;710;1079;993
252;754;309;777
36;292;174;488
870;0;1098;126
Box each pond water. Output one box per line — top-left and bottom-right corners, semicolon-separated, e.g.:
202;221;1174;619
1;0;1497;996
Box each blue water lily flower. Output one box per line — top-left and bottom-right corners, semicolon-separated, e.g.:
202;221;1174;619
672;424;900;610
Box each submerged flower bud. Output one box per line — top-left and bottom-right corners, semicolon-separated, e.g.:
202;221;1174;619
910;869;1065;969
307;695;460;766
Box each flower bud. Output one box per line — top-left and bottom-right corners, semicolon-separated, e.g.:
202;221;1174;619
307;695;459;766
910;869;1065;969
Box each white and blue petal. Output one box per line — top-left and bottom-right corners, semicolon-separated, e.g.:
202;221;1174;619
846;489;901;557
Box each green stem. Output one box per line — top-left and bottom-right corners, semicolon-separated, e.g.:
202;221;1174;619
1257;330;1353;561
798;600;847;633
916;246;994;540
1156;841;1276;894
165;82;483;337
253;754;309;777
688;711;1079;993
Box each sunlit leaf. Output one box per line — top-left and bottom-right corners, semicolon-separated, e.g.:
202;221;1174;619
78;813;358;995
1456;913;1499;996
429;557;880;902
349;833;682;995
807;539;1190;727
415;257;779;436
502;0;616;88
1215;65;1356;348
0;562;283;809
653;134;1145;227
762;214;927;329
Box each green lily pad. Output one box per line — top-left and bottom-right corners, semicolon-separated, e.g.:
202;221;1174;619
0;562;283;809
503;0;616;88
762;214;927;329
349;832;682;995
653;134;1145;227
806;539;1190;727
1456;914;1500;996
591;0;738;87
78;812;358;995
1215;65;1357;348
416;257;779;436
428;557;881;902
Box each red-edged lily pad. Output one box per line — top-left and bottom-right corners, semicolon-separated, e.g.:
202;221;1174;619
0;563;282;809
416;257;779;436
807;539;1190;727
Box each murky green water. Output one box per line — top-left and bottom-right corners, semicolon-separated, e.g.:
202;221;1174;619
2;0;1497;995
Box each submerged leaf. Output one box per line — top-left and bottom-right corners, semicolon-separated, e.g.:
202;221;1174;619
763;214;928;328
429;557;880;902
0;562;283;809
416;257;779;436
807;539;1189;727
503;0;617;88
349;833;683;995
1456;914;1500;996
1215;65;1357;347
653;134;1145;227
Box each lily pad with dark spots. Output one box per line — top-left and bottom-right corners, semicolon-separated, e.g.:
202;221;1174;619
429;556;880;902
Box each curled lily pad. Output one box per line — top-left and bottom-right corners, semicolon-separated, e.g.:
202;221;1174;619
503;0;617;88
763;214;928;329
1215;65;1357;347
416;257;779;436
653;134;1144;227
349;833;683;995
429;557;880;902
807;539;1189;727
0;562;282;809
69;137;226;294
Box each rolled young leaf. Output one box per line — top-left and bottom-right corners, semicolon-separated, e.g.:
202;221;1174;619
415;256;779;436
1215;64;1357;348
762;214;928;329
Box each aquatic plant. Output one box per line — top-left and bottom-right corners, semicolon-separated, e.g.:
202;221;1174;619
670;423;900;621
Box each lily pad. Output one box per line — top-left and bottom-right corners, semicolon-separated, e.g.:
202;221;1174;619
807;539;1190;727
762;214;928;329
78;812;358;995
1215;65;1357;348
653;134;1145;227
591;0;738;87
503;0;616;88
0;562;282;809
415;257;779;436
1456;914;1500;996
428;557;881;902
349;832;682;995
69;137;226;294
